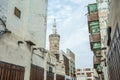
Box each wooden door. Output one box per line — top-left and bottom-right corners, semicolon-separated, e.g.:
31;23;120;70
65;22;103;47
0;61;25;80
30;64;44;80
46;71;54;80
56;74;65;80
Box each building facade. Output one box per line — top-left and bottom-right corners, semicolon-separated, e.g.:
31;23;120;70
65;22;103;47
66;48;76;80
76;68;94;80
107;0;120;80
60;50;70;80
0;0;48;80
87;0;110;80
0;0;76;80
97;0;109;80
0;0;48;47
87;3;102;80
60;49;76;80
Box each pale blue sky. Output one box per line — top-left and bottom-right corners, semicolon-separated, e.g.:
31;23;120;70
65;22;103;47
46;0;96;68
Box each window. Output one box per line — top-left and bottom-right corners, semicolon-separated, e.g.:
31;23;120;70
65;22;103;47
93;42;101;49
87;72;92;77
90;21;100;34
77;73;80;75
87;79;92;80
77;69;80;71
30;64;44;80
81;73;85;75
56;74;65;80
54;44;57;47
88;3;98;14
85;68;91;71
14;7;21;18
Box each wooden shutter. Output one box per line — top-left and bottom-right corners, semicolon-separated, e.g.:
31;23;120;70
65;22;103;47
0;61;25;80
30;64;44;80
56;74;65;80
46;71;54;80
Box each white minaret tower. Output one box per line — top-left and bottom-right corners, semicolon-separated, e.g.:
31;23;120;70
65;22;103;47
53;19;57;34
49;19;60;60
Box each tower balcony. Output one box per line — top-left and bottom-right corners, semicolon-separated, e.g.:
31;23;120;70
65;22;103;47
49;34;60;39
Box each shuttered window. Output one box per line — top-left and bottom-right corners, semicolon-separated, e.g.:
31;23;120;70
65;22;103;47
0;61;25;80
88;3;98;14
30;64;44;80
46;71;54;80
89;21;100;34
56;74;65;80
14;7;21;18
93;42;101;49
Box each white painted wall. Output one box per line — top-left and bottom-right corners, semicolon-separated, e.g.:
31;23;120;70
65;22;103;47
6;0;29;39
28;0;48;48
0;0;8;23
3;0;48;48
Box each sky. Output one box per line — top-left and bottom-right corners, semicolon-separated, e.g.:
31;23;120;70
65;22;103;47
46;0;96;68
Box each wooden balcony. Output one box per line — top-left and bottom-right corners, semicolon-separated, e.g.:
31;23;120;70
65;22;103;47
88;12;98;22
93;56;101;65
89;34;101;42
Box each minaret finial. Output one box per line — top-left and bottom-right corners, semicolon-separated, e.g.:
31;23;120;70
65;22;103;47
53;18;57;34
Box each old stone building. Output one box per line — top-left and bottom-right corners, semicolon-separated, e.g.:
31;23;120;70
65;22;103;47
0;0;48;80
66;48;76;80
87;0;110;80
76;68;94;80
96;0;109;80
0;0;76;80
60;49;76;80
107;0;120;80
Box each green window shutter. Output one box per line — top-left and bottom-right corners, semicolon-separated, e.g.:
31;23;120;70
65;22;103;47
97;65;102;71
91;26;100;34
93;42;101;49
90;21;99;26
88;3;98;14
90;21;100;34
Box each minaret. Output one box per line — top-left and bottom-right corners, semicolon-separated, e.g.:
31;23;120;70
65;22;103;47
49;19;60;60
